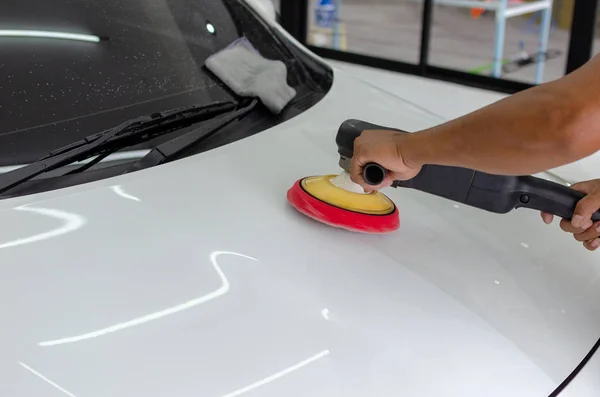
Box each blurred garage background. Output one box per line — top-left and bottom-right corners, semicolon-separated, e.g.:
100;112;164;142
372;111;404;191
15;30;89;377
277;0;600;88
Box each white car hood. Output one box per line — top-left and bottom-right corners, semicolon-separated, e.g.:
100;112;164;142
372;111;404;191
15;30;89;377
2;69;599;397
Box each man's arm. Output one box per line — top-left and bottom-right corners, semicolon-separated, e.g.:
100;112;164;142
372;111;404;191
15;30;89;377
402;55;600;176
350;55;600;250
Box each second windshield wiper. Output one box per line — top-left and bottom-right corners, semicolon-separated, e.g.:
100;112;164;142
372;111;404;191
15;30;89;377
125;99;258;173
0;100;244;195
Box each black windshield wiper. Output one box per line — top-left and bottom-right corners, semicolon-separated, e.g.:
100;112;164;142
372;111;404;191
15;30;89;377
0;100;248;195
125;99;258;173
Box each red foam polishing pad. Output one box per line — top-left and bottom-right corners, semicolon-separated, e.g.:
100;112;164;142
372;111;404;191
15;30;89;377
287;178;400;233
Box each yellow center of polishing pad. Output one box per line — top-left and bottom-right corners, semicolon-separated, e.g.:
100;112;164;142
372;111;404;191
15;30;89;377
301;175;396;215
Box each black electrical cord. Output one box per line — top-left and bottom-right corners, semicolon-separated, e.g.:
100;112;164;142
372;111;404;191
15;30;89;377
548;336;600;396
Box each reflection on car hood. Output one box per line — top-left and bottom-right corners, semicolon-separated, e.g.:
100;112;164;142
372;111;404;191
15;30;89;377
1;70;599;397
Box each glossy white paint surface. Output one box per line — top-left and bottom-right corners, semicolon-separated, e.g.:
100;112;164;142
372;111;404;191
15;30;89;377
2;48;599;397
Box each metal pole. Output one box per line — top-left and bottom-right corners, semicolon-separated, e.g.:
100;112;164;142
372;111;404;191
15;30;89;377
535;1;553;84
565;0;599;74
279;0;308;43
419;0;434;74
492;0;507;78
333;0;342;50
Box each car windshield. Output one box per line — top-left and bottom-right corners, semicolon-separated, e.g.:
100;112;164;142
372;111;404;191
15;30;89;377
0;0;332;169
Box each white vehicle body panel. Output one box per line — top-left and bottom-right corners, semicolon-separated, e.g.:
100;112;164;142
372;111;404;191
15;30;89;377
2;19;599;397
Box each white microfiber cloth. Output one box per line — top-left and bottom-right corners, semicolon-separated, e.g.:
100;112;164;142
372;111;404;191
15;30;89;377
205;37;296;114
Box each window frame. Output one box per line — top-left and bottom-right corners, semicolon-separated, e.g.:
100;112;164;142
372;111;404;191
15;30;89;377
280;0;596;94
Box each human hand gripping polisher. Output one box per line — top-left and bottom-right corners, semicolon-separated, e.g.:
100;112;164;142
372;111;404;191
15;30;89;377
287;119;600;233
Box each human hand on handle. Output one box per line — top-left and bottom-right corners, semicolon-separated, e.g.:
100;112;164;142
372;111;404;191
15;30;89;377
349;129;421;192
351;129;600;252
541;179;600;251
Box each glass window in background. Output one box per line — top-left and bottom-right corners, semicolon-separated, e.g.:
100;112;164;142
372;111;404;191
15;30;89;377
428;0;575;84
306;0;423;64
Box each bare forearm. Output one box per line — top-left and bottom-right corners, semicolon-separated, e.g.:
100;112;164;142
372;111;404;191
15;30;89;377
404;58;600;175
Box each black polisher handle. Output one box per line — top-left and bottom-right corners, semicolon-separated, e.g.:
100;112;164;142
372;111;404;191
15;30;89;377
336;119;600;221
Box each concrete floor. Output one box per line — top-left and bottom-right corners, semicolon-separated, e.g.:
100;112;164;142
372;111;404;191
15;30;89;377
305;0;600;84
